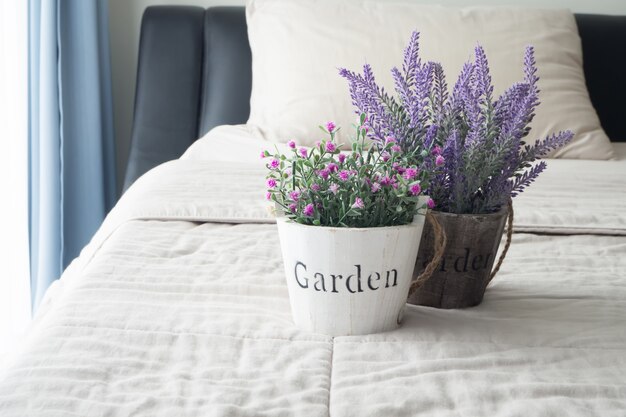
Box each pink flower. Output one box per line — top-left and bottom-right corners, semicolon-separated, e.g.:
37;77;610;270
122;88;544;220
427;198;436;209
391;145;402;153
435;155;445;166
380;176;392;186
289;203;297;213
326;121;336;133
409;183;421;196
329;183;339;195
287;140;296;149
265;192;272;201
385;136;396;144
314;141;321;148
303;203;315;217
393;163;406;174
352;197;365;209
338;153;347;163
338;170;350;181
310;183;321;192
299;148;308;158
260;151;267;159
269;159;280;169
431;145;442;156
327;162;338;172
266;178;277;188
318;168;330;180
325;142;337;152
381;152;391;162
403;167;418;180
289;190;300;201
371;182;381;193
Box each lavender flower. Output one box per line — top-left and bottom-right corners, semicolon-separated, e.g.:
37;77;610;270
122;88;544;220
340;34;573;214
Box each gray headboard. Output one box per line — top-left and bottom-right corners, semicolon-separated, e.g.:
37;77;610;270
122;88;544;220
123;6;626;190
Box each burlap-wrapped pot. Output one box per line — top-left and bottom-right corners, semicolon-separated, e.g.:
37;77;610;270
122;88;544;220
408;206;509;309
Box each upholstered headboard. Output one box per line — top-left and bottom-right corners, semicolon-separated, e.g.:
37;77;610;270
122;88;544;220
123;6;626;190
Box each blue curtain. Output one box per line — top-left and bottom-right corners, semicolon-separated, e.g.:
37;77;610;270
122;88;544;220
29;0;116;310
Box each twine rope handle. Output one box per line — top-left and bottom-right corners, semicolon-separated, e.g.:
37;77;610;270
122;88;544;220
486;198;514;286
408;212;447;297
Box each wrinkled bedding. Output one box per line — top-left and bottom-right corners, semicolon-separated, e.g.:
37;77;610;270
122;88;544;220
0;127;625;416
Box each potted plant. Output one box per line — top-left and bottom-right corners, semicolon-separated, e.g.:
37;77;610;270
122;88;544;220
263;117;444;336
340;32;573;308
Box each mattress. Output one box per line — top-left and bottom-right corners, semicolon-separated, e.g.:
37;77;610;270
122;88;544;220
0;126;625;416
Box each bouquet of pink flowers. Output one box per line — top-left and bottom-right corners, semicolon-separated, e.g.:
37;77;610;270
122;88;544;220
263;115;443;227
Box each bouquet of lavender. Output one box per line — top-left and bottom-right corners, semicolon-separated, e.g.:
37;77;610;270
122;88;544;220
264;116;442;227
340;32;574;214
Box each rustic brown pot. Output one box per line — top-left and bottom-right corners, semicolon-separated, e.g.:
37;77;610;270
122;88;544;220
407;207;508;309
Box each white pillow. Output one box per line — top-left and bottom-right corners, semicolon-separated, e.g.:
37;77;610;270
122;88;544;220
246;0;615;159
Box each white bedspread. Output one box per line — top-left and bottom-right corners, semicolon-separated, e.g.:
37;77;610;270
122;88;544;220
0;126;625;416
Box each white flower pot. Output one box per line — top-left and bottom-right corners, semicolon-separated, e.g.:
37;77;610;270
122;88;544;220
276;215;426;336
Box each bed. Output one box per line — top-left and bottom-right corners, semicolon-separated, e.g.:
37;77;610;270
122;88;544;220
1;5;625;417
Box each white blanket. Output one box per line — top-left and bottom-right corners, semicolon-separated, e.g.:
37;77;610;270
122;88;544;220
0;126;625;416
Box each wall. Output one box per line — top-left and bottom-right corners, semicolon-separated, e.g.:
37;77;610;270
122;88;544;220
108;0;626;195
